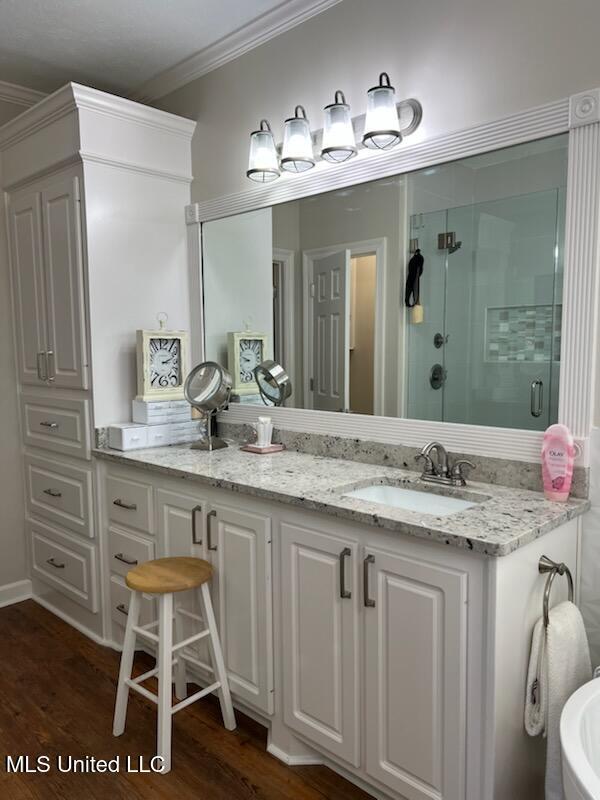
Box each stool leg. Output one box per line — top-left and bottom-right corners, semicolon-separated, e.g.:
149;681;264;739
199;583;236;731
113;590;141;737
157;592;173;774
173;603;187;701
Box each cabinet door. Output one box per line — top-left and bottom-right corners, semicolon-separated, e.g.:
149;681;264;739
281;521;360;766
209;503;273;715
364;546;468;800
8;190;47;385
156;489;211;675
41;174;88;389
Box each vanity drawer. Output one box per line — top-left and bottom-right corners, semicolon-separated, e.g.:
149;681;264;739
110;575;155;629
106;473;154;534
108;527;154;578
25;453;93;538
21;393;91;460
30;518;97;612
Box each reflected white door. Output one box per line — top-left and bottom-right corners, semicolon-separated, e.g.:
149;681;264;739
312;250;351;412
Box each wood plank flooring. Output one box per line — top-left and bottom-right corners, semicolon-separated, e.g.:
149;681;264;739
0;601;373;800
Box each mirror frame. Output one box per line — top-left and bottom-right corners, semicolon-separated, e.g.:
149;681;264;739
186;88;600;468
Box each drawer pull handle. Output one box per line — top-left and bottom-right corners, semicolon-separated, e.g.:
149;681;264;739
363;554;375;608
43;488;62;498
339;547;352;599
47;350;55;382
113;499;137;511
39;421;59;429
116;603;128;615
207;509;217;550
46;557;65;569
114;553;138;566
37;351;48;381
191;504;203;545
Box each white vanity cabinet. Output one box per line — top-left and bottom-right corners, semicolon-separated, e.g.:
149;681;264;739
280;521;361;765
363;545;467;800
280;518;470;800
96;453;582;800
101;465;275;717
209;502;274;714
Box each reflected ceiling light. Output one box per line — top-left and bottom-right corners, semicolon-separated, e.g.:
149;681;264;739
362;72;401;150
321;90;357;163
247;119;280;183
280;105;315;172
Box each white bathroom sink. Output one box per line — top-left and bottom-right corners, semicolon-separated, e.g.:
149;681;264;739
342;484;477;516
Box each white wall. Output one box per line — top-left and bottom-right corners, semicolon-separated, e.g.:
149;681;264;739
0;98;28;593
203;208;273;367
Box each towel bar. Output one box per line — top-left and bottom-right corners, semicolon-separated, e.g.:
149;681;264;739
539;555;574;627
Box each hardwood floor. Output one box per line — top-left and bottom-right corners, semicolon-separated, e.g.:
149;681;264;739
0;601;373;800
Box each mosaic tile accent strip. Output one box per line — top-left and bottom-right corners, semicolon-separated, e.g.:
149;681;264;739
486;304;561;363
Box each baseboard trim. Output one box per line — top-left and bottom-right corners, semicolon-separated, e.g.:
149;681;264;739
33;595;109;647
0;579;32;608
266;742;324;766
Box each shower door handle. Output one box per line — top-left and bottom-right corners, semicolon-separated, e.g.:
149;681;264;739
530;380;543;418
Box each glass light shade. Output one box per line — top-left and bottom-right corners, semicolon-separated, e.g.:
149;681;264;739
321;90;357;163
280;106;315;173
363;72;401;150
247;120;280;183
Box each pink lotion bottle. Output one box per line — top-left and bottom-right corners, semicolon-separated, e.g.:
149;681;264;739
541;423;575;502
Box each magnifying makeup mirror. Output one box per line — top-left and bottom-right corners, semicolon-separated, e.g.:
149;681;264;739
184;361;232;450
254;360;292;407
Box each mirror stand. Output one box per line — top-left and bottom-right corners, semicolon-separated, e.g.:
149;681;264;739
192;409;228;451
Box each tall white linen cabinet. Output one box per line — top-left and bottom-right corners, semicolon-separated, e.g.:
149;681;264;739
0;83;195;638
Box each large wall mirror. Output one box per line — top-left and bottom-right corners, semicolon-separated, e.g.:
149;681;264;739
202;133;567;432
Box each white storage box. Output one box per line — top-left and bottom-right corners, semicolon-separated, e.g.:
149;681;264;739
132;399;191;425
169;420;205;444
147;424;171;447
108;423;148;451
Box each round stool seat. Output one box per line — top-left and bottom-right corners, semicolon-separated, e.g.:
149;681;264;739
126;557;213;594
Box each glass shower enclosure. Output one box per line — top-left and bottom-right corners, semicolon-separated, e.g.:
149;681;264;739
406;187;564;431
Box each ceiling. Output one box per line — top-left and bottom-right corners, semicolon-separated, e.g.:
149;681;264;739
0;0;340;100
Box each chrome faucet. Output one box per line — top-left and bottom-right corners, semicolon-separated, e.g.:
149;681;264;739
415;441;475;487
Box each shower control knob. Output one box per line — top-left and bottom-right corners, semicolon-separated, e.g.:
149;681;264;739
429;363;446;390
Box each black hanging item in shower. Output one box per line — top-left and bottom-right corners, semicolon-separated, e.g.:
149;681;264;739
405;248;424;307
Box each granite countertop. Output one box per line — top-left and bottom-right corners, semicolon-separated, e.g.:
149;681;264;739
94;444;590;557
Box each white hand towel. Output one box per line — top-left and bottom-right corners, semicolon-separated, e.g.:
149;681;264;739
524;600;592;800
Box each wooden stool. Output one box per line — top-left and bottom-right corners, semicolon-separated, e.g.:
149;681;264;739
112;556;236;773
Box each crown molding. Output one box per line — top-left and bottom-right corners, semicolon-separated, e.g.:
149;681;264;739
0;82;195;150
0;79;46;108
131;0;343;103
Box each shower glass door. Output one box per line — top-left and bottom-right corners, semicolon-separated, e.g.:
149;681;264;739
406;189;563;431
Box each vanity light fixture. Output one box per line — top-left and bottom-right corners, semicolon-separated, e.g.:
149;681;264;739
280;105;315;172
321;90;357;163
247;119;280;183
362;72;402;150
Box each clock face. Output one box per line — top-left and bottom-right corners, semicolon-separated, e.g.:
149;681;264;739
149;337;181;388
239;338;263;383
